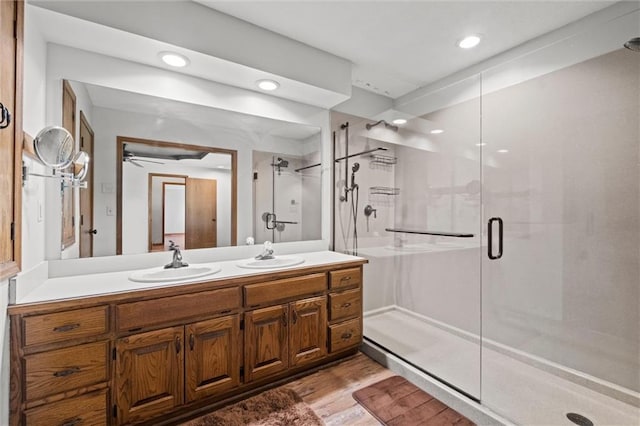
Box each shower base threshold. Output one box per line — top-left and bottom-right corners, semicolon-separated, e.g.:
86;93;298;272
363;308;639;425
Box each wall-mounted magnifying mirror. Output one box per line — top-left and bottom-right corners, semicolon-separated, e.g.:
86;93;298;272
33;126;74;169
72;151;90;181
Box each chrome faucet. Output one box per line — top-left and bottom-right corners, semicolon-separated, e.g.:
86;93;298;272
165;240;189;269
255;241;275;260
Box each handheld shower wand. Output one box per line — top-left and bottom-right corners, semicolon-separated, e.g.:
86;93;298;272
350;162;360;190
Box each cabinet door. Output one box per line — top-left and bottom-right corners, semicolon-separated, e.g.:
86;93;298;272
114;327;184;425
185;315;240;402
289;296;327;368
244;305;288;382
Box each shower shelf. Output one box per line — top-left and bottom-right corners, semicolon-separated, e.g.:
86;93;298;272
368;153;397;165
369;186;400;196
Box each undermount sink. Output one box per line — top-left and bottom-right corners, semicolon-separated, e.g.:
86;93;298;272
129;264;222;283
237;256;305;269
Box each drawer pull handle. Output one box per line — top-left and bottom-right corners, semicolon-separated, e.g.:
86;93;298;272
340;276;352;282
175;336;181;354
53;323;80;333
341;332;353;340
341;302;352;308
189;333;195;351
53;367;81;377
61;417;82;426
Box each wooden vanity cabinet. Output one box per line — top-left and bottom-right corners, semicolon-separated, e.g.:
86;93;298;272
10;261;365;426
114;314;241;424
185;315;240;402
244;304;289;382
114;327;184;425
244;296;327;383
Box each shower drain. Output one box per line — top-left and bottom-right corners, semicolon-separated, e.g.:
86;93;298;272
566;413;594;426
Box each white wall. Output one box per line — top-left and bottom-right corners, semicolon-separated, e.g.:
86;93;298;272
151;176;185;244
163;185;185;234
95;106;311;256
59;81;94;260
122;160;232;254
43;45;331;259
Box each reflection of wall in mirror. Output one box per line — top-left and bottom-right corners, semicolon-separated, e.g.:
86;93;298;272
91;106;315;257
123;161;231;255
253;145;321;244
59;80;94;260
151;176;185;245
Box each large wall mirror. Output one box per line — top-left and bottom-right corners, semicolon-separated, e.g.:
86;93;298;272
56;80;321;258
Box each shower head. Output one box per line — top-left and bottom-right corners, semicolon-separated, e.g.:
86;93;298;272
352;162;360;173
273;157;289;168
624;37;640;52
366;120;399;132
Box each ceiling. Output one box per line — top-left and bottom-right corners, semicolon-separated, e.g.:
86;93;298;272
198;1;616;98
83;83;321;140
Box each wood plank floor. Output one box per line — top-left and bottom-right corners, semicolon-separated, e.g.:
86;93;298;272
285;352;396;425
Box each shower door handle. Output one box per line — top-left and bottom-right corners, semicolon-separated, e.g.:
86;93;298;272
488;217;503;260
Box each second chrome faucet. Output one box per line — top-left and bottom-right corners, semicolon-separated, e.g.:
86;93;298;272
165;240;189;269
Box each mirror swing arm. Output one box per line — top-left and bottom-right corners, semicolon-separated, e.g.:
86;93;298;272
22;126;90;188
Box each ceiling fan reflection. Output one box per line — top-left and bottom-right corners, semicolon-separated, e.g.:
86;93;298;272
123;154;165;168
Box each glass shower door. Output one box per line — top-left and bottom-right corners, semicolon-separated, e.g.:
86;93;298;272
363;75;483;400
481;39;640;424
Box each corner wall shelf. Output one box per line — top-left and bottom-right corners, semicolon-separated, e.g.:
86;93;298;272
368;153;397;166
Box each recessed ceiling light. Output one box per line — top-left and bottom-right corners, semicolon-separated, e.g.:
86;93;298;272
497;149;509;153
159;51;189;67
458;35;482;49
476;143;487;146
256;79;280;91
392;119;407;125
430;129;444;134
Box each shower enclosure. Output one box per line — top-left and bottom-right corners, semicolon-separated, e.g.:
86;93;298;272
253;150;322;243
333;10;639;425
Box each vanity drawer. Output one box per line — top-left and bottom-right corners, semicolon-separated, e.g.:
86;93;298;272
244;273;327;308
24;341;109;402
24;389;107;426
329;288;361;322
23;306;109;348
329;318;362;353
329;268;361;290
116;287;240;332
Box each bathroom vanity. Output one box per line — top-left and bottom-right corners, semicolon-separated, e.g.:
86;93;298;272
8;252;366;425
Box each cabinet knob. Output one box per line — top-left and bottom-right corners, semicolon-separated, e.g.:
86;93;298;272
53;323;80;333
53;367;81;377
341;332;353;340
0;103;11;130
61;417;82;426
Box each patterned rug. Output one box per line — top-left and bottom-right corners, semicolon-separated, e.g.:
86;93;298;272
353;376;475;425
183;387;324;426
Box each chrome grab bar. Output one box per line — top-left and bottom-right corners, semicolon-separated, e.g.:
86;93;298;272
385;228;474;238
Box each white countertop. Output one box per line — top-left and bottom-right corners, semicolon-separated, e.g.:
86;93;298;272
16;251;365;305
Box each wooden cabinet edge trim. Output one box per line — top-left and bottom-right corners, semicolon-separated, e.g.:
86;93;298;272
8;260;367;315
0;262;20;282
